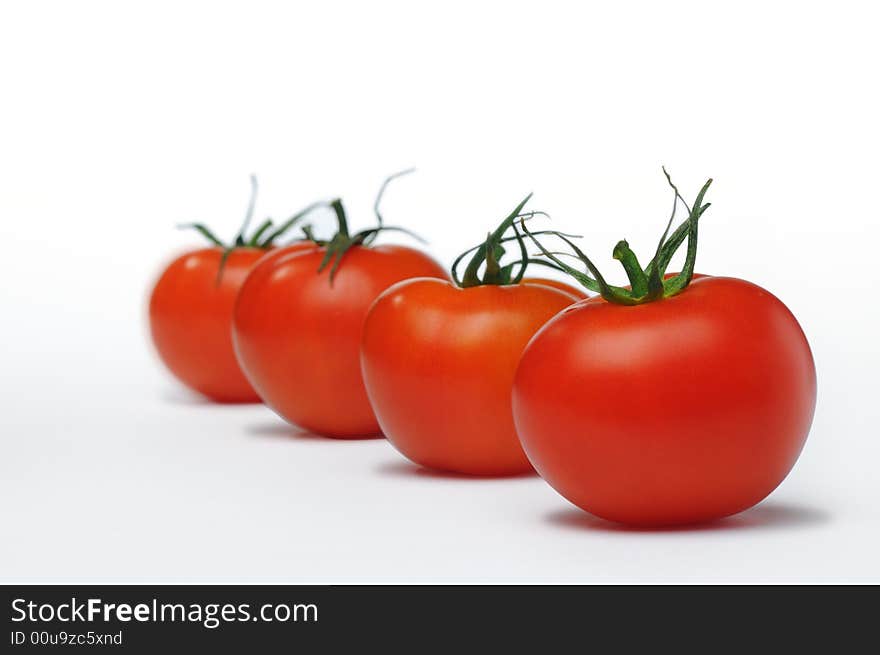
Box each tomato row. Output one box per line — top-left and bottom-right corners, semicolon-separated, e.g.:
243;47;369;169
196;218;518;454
148;171;816;527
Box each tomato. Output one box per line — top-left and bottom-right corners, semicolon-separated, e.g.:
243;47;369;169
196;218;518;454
362;279;573;474
233;243;447;436
514;171;816;525
232;173;448;437
149;247;267;402
148;176;322;402
360;194;577;475
513;276;816;525
520;277;589;300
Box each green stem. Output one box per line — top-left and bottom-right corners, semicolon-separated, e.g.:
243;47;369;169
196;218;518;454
248;218;274;246
460;241;487;287
234;175;259;246
662;178;713;296
329;199;350;239
450;229;579;286
482;232;505;284
612;240;648;297
455;194;539;288
374;168;415;228
260;201;325;246
523;169;713;305
310;172;427;284
645;192;679;298
509;221;531;283
654;202;710;276
179;176;321;252
178;223;225;247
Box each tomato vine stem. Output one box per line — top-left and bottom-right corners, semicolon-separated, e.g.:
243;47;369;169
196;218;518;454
308;169;427;283
522;168;713;305
176;175;325;284
451;196;576;287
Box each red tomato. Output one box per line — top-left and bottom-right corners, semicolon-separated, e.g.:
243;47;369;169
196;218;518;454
148;174;323;402
520;277;589;300
512;276;816;525
233;243;448;437
362;280;575;475
149;247;268;402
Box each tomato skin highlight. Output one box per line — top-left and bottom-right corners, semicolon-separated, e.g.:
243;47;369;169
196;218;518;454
520;277;589;300
233;243;448;437
512;276;817;526
361;280;576;475
148;247;268;403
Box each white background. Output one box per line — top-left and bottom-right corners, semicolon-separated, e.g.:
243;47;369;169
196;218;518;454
1;1;878;583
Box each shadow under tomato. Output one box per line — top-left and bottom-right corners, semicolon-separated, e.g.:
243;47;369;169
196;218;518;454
247;422;384;441
160;388;214;406
160;388;259;406
545;501;831;534
376;459;537;481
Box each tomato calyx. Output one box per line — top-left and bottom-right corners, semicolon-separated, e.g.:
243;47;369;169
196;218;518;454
451;195;577;288
523;168;713;305
302;169;427;283
177;175;324;283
